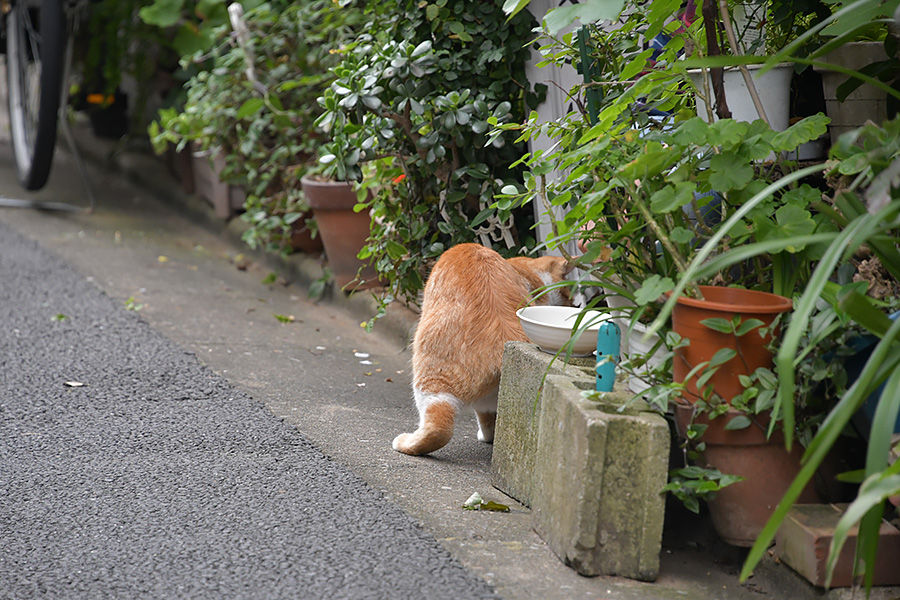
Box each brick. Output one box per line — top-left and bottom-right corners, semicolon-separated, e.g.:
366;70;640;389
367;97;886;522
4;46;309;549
775;503;900;588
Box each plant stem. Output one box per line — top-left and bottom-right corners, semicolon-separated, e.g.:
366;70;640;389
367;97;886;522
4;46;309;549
701;0;730;119
628;184;704;299
537;174;575;263
716;0;770;127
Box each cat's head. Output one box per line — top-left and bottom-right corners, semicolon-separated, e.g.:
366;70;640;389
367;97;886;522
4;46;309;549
509;255;578;306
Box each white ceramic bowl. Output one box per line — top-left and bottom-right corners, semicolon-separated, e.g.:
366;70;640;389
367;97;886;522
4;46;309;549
516;306;609;356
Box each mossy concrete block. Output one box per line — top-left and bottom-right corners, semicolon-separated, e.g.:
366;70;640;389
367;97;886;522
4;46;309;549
491;342;595;507
531;375;669;581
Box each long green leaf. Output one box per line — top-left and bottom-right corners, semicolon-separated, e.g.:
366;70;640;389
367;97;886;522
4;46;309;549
834;191;900;281
760;0;883;73
838;289;896;338
740;407;845;581
855;367;900;592
691;233;839;282
811;325;900;460
865;369;900;479
774;206;894;451
773;57;900;103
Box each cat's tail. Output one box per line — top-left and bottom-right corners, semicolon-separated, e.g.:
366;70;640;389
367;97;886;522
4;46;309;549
392;391;459;456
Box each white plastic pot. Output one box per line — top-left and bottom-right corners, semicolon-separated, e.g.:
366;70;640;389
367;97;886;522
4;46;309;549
688;63;794;132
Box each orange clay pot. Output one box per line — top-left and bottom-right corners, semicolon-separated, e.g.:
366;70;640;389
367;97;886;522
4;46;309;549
301;176;380;291
672;286;793;404
674;403;820;547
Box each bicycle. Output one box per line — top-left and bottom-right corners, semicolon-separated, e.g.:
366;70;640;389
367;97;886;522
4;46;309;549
2;0;96;210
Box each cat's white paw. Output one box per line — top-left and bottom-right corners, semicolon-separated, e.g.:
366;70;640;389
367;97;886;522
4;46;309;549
477;426;494;444
392;433;415;455
475;411;496;444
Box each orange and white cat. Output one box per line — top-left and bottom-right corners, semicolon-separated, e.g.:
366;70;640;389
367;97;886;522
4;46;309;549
392;243;574;456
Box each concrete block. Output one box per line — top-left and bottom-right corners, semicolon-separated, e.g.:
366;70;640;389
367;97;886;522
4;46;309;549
531;375;669;581
491;342;595;507
775;504;900;588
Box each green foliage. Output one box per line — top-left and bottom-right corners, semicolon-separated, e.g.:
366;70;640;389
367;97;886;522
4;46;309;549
315;0;545;312
502;107;830;306
490;4;835;332
138;0;273;56
639;115;900;591
662;466;743;514
149;1;362;254
735;119;900;594
492;3;900;549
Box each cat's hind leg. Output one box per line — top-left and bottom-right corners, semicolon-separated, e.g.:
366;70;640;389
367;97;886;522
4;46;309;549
392;390;461;456
472;387;499;443
475;411;496;443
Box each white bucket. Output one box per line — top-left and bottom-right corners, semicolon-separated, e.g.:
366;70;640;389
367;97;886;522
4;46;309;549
689;63;793;132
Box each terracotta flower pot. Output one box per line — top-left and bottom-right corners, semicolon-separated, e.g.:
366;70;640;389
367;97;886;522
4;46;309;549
300;176;380;291
289;211;324;254
674;403;819;546
672;286;792;403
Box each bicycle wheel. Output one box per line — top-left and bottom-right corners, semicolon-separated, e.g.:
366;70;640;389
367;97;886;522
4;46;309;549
6;0;67;190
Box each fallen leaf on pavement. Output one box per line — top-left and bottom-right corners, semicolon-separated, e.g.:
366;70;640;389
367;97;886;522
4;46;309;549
463;492;509;512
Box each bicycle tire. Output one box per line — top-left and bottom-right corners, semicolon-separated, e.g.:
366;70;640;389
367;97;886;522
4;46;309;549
6;0;67;190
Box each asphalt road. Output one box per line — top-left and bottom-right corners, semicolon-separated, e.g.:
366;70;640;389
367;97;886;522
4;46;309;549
0;218;501;599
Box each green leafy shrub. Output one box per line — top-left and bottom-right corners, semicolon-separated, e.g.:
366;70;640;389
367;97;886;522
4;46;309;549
315;0;546;316
149;0;363;254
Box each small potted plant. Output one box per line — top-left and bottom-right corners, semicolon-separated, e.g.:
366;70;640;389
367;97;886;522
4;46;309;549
504;0;898;582
669;117;900;591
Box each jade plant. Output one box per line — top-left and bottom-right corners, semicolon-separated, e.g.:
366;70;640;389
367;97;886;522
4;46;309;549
314;0;545;322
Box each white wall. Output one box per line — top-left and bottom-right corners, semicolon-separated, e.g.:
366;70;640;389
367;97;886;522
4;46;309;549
524;0;583;256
